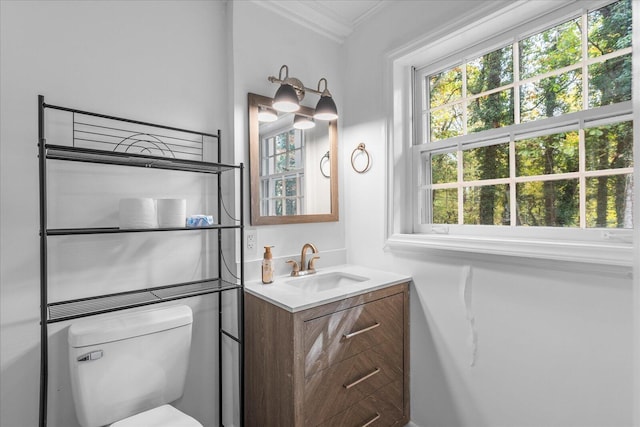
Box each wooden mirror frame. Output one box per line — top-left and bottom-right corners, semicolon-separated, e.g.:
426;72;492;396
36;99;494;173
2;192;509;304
248;93;339;225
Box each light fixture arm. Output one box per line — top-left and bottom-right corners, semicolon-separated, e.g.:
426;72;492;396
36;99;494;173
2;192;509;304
267;64;304;101
278;64;289;81
316;78;332;97
267;65;332;100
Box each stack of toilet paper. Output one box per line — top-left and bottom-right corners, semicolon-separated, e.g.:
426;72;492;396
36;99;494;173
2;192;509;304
119;198;158;229
118;198;187;229
156;199;187;228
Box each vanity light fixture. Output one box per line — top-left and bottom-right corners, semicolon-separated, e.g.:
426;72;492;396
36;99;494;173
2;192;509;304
293;114;315;130
313;78;338;121
272;83;300;112
258;106;278;122
268;64;338;120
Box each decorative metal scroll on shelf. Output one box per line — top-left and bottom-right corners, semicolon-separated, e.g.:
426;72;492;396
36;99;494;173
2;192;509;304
61;110;212;162
73;113;202;160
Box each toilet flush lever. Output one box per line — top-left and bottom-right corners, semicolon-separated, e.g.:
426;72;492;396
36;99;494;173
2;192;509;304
77;350;103;362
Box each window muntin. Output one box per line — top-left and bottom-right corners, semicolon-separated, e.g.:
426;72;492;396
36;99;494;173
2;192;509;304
424;118;633;228
260;128;305;216
417;0;633;231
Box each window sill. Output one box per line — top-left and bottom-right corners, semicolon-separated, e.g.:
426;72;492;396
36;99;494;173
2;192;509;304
385;233;633;271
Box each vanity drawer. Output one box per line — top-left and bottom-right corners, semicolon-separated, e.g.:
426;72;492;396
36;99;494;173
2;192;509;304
304;292;403;378
316;380;404;427
304;341;403;426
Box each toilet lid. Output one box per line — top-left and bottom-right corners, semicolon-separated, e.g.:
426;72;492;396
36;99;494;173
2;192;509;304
111;405;202;427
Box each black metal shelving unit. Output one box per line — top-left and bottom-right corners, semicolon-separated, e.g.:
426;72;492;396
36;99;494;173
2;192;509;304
37;95;244;427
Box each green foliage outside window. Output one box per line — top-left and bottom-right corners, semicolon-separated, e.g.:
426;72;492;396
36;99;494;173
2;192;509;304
425;0;633;229
517;180;580;227
261;129;304;216
464;184;510;225
432;188;458;224
519;18;582;79
431;152;457;184
516;132;579;177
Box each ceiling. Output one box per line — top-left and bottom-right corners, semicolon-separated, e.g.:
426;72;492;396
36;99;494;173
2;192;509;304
251;0;389;44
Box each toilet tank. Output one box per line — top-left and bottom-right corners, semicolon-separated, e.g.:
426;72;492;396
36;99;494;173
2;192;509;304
68;305;193;427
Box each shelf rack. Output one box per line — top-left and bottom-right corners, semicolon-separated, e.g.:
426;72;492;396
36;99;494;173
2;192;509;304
45;143;238;174
47;278;240;323
37;96;244;427
46;224;241;236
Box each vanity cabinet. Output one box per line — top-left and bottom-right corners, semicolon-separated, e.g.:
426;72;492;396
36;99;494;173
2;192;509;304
245;283;409;427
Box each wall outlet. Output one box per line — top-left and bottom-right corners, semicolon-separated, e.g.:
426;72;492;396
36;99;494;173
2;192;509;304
246;229;257;253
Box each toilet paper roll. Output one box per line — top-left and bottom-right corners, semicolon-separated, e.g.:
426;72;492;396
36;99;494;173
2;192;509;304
119;198;157;229
157;198;187;228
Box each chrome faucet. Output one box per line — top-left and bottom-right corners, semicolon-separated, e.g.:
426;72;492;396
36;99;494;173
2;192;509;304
286;243;320;277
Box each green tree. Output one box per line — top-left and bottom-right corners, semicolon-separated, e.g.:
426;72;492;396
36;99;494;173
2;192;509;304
428;0;631;227
588;0;632;227
518;18;582;226
467;49;512;224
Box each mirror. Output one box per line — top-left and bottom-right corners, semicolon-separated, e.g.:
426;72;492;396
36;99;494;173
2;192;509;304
248;93;338;225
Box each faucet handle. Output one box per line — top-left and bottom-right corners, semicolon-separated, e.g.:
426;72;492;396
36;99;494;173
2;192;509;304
308;255;320;271
286;259;300;276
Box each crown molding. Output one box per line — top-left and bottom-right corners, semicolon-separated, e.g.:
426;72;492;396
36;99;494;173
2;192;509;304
250;0;388;44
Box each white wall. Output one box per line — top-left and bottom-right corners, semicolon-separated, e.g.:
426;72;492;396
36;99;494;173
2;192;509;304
0;2;230;426
341;2;634;427
229;1;346;280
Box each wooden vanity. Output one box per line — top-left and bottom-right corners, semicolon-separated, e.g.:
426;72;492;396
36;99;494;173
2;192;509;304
244;279;409;427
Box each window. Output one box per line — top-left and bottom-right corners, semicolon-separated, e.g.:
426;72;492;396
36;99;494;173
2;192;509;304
414;0;633;232
260;127;305;216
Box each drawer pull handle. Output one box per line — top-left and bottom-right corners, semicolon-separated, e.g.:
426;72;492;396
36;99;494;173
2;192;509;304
343;322;380;340
361;413;381;427
343;367;380;389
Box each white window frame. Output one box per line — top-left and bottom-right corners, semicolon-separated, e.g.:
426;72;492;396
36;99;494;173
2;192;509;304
384;0;637;268
259;125;306;216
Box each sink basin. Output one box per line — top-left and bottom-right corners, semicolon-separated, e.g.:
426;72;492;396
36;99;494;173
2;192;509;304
283;272;368;293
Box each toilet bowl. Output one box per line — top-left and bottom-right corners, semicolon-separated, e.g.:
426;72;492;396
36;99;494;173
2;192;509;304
68;305;202;427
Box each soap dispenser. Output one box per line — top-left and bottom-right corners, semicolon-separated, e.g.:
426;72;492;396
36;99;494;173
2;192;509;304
262;246;274;284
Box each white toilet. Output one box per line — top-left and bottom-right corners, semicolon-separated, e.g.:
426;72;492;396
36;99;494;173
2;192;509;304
68;305;202;427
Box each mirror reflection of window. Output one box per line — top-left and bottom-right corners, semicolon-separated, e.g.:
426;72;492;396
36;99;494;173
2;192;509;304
260;122;305;216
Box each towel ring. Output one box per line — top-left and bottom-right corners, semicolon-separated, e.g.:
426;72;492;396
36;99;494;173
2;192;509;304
320;151;330;178
351;143;371;173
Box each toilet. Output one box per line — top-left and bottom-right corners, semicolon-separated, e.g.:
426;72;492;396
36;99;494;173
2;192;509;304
67;305;202;427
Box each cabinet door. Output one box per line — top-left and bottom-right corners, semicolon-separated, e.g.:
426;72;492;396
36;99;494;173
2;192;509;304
303;292;403;378
303;341;403;426
315;380;404;427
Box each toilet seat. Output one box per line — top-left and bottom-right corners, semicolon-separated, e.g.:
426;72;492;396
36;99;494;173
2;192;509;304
110;404;202;427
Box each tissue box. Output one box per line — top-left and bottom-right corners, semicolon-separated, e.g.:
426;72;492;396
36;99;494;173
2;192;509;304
186;215;215;227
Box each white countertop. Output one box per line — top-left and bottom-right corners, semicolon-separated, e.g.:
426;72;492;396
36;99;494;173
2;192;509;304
244;264;412;312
